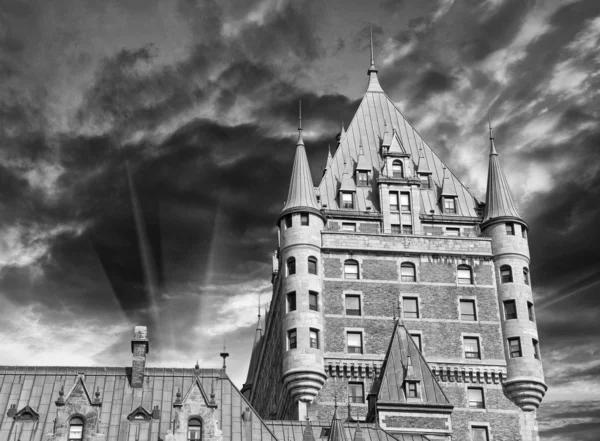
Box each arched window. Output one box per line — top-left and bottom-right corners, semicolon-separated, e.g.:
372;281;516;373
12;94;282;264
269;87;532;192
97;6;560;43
457;265;473;285
68;417;84;441
286;257;296;276
523;267;530;285
308;256;318;275
188;418;202;441
392;160;403;178
500;265;513;283
344;259;359;279
401;262;416;282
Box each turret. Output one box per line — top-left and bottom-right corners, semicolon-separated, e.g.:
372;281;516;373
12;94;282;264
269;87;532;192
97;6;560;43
278;103;327;419
480;122;546;411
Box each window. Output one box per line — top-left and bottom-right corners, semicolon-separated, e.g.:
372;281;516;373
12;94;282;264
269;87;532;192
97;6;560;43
523;267;530;285
286;257;296;276
400;193;411;211
402;223;413;234
464;337;481;359
468;388;485;409
401;262;416;282
446;227;460;236
308;256;318;275
288;329;297;350
533;339;540;359
285;215;292;229
444;197;456;214
389;192;399;211
406;381;419;398
301;213;309;226
528;302;535;321
392;160;403;178
342;223;356;232
508;337;522;358
472;427;489;441
347;332;363;354
309;329;319;349
391;213;401;233
357;171;368;186
348;382;364;403
504;300;517;320
345;295;361;316
419;174;430;189
342;192;354;209
344;260;359;279
68;417;84;441
287;292;296;312
460;300;476;321
410;333;422;351
309;291;319;311
457;265;473;285
188;418;202;441
522;227;527;239
403;297;419;318
506;222;515;235
500;265;513;283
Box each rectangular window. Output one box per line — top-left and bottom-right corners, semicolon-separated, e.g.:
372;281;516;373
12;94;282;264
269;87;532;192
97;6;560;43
522;227;527;239
419;174;430;189
309;329;319;349
533;339;540;359
391;224;401;234
403;297;419;318
400;192;411;211
458;267;472;284
287;292;296;312
528;302;535;321
341;222;356;232
401;213;412;234
472;427;489;441
357;171;368;186
285;215;292;228
501;266;513;283
508;337;522;358
308;257;317;275
406;381;419;398
460;300;476;321
342;192;354;209
301;213;309;226
468;387;485;409
348;382;364;403
464;337;481;359
446;227;460;236
288;329;297;350
347;332;363;354
444;197;456;214
309;291;319;311
345;295;361;316
402;224;413;234
389;192;399;211
506;222;515;235
410;333;422;351
504;300;517;320
391;212;400;233
69;426;83;441
523;267;530;285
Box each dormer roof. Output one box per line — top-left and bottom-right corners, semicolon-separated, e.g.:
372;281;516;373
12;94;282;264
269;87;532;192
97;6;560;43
356;147;370;171
440;169;458;197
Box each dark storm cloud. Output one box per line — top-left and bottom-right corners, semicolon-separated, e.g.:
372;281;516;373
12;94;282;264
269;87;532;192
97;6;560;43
380;0;404;16
538;401;600;441
411;69;458;102
352;24;384;52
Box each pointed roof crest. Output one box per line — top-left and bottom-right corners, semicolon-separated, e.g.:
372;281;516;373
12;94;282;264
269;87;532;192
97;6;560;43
297;100;304;146
366;26;383;93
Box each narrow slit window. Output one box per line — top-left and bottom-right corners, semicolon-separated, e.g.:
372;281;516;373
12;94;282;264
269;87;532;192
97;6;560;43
528;302;535;322
523;267;530;285
288;329;297;350
287;292;296;312
285;215;292;229
533;339;541;360
309;291;319;311
309;329;319;349
286;257;296;276
308;256;318;275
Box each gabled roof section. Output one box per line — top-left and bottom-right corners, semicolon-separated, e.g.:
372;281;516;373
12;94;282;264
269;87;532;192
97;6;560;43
440;169;458;197
387;130;407;156
328;408;348;441
482;125;522;226
303;420;316;441
356;147;370;171
180;376;217;408
63;374;101;406
13;405;40;421
127;405;153;422
318;64;479;217
376;323;450;406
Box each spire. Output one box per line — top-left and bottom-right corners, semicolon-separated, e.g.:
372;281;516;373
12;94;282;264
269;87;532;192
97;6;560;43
482;121;521;225
303;419;316;441
280;103;322;219
328;401;347;441
323;145;333;177
297;100;304;146
366;26;384;93
352;420;365;441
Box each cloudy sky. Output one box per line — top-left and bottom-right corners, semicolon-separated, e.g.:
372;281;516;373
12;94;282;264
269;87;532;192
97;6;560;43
1;0;599;438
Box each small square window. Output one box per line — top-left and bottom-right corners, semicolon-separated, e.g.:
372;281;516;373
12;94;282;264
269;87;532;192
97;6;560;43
460;300;476;321
533;339;540;360
468;387;485;409
285;215;292;228
528;302;535;322
403;297;419;318
345;295;361;316
309;291;319;311
347;332;363;354
419;174;430;189
342;192;354;209
410;333;422;351
357;171;369;186
402;224;413;234
342;223;356;232
309;329;319;349
446;227;460;236
444;197;456;214
464;337;481;359
406;381;419;398
508;337;522;358
504;300;517;320
288;329;297;350
506;222;515;235
287;292;296;312
301;213;309;226
348;382;364;403
472;426;489;441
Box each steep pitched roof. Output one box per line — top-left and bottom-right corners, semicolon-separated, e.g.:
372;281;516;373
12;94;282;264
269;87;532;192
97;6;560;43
318;65;479;217
376;323;450;407
243;314;263;391
482;126;522;225
328;407;347;441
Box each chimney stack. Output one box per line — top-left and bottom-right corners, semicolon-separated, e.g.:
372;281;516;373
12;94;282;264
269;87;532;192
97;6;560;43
131;326;149;388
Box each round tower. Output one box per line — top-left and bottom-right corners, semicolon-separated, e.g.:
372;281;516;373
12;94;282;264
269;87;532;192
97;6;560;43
481;125;546;411
278;108;327;416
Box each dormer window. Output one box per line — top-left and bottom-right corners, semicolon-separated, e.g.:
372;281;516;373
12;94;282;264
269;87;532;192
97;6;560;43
392;160;403;178
356;171;369;186
341;192;354;209
68;417;84;441
443;197;456;214
419;173;430;189
188;418;202;441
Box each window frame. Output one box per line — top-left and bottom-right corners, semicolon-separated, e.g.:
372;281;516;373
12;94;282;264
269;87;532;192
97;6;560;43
400;192;411;211
523;267;530;285
419;173;430;189
405;381;419;398
500;265;513;283
446;227;460;236
346;331;363;354
463;336;481;359
309;291;319;311
508;337;522;358
344;259;359;279
300;213;309;226
356;171;369;186
392;160;403;178
506;222;515;235
457;265;473;285
410;333;422;352
341;222;356;232
286;257;296;276
389;191;399;211
401;262;416;282
309;328;319;349
527;302;535;322
345;295;361;316
308;256;318;275
460;299;477;321
188;417;202;441
287;292;297;312
68;416;85;441
403;297;419;319
288;329;297;350
533;338;540;360
503;300;517;320
284;215;292;229
348;382;365;403
467;387;485;409
444;197;456;214
341;192;354;209
471;426;489;441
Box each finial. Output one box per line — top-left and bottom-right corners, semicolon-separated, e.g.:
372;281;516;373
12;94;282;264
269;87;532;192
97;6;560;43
369;25;377;72
488;113;498;156
299;100;302;131
220;340;229;371
258;292;261;319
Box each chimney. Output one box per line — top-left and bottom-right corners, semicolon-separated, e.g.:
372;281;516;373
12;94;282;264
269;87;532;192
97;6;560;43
131;326;149;388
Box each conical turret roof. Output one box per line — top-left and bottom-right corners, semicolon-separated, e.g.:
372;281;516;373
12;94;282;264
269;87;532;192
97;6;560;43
482;125;522;226
328;406;347;441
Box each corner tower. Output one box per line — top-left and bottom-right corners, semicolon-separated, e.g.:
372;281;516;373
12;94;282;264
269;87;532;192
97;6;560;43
278;105;327;419
481;123;547;411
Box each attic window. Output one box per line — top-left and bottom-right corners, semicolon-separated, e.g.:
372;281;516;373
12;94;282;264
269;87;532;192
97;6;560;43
320;428;331;438
133;413;147;421
18;412;35;421
356;171;369;186
341;192;354;209
392;160;403;178
443;197;456;214
68;417;84;441
419;173;430;189
406;381;419;398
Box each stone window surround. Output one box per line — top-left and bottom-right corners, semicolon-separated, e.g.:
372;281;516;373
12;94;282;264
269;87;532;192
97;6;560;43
343;257;361;279
457;262;475;285
458;297;478;322
466;385;486;411
345;327;365;355
399;260;418;283
342;290;363;317
461;332;484;360
400;293;421;320
469;422;492;441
